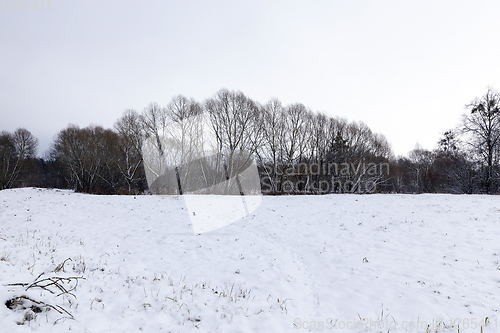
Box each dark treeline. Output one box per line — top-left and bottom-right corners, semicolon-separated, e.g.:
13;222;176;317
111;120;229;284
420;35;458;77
391;87;500;194
1;88;500;195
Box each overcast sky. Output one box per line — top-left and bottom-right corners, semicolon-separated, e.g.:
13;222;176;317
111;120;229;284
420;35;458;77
1;0;500;157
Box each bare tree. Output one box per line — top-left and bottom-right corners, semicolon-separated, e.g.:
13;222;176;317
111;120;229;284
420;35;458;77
204;89;260;153
0;128;38;189
167;95;203;122
204;89;261;194
256;99;286;193
0;131;17;189
51;125;85;191
114;109;146;194
141;102;169;156
51;125;123;194
141;96;213;195
408;145;436;193
461;87;500;193
434;133;477;194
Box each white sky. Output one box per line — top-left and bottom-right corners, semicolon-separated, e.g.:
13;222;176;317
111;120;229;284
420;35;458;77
1;0;500;157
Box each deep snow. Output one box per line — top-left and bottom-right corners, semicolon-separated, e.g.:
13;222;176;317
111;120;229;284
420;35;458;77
1;188;499;332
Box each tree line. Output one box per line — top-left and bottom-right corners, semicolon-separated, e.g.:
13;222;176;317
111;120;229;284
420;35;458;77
1;88;499;195
392;87;500;194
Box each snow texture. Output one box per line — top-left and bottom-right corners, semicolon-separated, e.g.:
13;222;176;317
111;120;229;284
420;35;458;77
1;188;499;332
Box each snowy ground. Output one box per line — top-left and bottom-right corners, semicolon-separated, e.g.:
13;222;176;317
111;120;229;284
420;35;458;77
1;188;500;332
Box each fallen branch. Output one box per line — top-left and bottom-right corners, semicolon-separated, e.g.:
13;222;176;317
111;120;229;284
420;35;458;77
6;295;73;317
54;258;72;273
6;274;85;299
26;276;84;299
5;272;85;324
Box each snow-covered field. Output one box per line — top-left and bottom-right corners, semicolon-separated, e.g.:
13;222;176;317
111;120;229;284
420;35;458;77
1;188;499;332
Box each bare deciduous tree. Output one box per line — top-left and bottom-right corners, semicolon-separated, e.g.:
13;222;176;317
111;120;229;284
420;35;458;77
0;128;38;189
204;89;261;194
256;99;286;193
51;125;124;194
114;109;146;194
461;87;500;193
141;102;169;156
